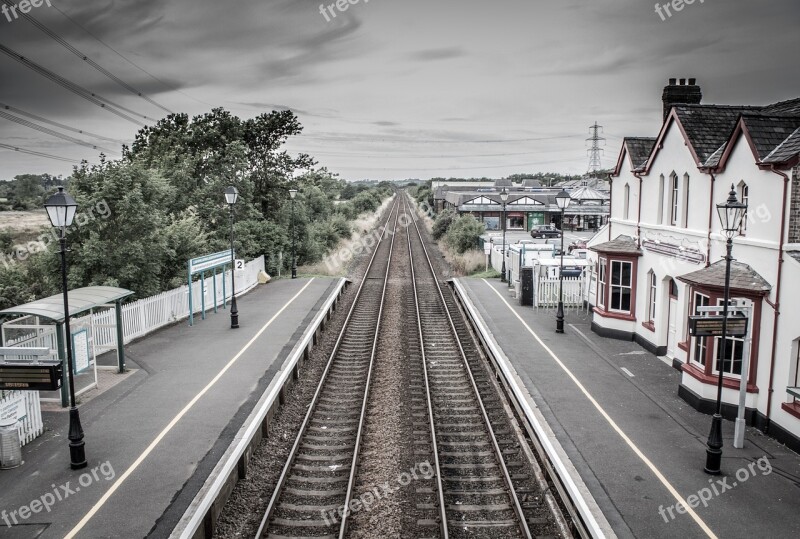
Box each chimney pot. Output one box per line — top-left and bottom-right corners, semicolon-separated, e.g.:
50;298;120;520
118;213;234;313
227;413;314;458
662;78;703;121
669;78;677;85
688;78;696;85
679;78;686;85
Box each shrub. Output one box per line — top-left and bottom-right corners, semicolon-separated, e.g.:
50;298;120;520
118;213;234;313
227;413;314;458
432;208;457;240
445;215;485;254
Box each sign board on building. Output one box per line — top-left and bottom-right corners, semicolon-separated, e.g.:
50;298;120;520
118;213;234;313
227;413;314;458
0;394;27;423
688;315;748;338
0;361;63;391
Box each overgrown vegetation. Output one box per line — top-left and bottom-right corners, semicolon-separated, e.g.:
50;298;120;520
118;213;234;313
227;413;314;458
0;109;391;308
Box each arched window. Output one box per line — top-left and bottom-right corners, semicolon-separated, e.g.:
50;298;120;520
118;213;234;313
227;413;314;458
623;184;631;220
738;181;749;234
670;172;679;226
657;174;665;224
648;270;657;323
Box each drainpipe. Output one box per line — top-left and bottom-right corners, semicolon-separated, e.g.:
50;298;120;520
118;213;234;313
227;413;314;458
764;166;790;433
633;172;644;247
706;171;716;268
607;173;613;241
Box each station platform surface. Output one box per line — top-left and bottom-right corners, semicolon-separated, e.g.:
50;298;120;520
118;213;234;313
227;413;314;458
456;277;800;539
0;277;342;539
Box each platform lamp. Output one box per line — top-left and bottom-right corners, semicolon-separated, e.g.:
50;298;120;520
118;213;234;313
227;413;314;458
45;187;87;470
224;186;240;329
705;185;747;475
500;188;509;283
555;189;571;334
289;188;298;279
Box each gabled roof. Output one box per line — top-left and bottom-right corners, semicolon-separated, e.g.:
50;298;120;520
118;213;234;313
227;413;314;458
569;185;609;201
494;178;513;188
590;235;642;256
764;126;800;164
673;105;759;165
626;138;657;171
522;179;543;188
678;260;771;295
762;97;800;116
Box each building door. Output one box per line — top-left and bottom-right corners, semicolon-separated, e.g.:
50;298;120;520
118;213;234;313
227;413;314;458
667;279;679;358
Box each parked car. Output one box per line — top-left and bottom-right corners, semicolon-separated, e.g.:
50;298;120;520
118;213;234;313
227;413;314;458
530;225;561;239
568;239;588;253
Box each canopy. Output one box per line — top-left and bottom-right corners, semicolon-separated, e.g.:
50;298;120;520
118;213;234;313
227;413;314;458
0;286;133;323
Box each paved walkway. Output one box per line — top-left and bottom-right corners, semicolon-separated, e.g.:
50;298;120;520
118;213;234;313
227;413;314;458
457;277;800;539
0;277;342;539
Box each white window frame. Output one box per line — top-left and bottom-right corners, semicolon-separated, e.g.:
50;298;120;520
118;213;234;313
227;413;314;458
609;260;633;313
670;173;679;226
648;271;657;323
739;182;749;235
623;184;631;220
691;292;710;367
681;173;690;228
598;257;607;309
657;174;665;224
711;298;750;378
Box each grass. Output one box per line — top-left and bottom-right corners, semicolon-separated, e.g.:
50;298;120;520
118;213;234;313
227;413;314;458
470;268;501;279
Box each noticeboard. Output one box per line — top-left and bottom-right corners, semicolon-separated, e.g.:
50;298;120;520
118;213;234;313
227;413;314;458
72;329;90;375
0;361;63;391
688;315;748;338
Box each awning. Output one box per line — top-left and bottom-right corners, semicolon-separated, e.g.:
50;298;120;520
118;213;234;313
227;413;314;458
0;286;134;323
678;260;771;296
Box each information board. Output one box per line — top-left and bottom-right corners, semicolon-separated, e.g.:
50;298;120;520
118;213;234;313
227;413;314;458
688;315;748;338
72;329;90;374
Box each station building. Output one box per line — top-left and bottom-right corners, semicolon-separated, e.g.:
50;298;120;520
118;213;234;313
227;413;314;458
587;78;800;451
437;179;610;232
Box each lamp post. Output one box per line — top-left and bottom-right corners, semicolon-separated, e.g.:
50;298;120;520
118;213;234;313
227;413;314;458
289;189;298;279
45;187;86;470
705;184;747;475
555;189;571;334
224;186;239;329
500;188;509;283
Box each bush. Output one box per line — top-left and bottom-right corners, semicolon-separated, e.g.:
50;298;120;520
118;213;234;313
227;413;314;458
445;215;485;254
432;208;457;240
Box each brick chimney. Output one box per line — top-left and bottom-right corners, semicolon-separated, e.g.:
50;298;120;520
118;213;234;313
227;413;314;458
662;78;702;120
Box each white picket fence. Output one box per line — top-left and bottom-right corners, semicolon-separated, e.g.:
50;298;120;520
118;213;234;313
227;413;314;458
535;276;585;308
1;256;265;446
0;390;43;446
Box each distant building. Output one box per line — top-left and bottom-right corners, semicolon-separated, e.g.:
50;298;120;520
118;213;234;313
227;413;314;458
587;78;800;451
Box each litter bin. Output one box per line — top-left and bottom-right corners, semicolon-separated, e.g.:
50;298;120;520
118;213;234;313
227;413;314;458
0;418;22;469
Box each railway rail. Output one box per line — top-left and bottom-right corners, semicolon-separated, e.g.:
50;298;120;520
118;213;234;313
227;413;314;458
255;197;401;539
253;192;580;538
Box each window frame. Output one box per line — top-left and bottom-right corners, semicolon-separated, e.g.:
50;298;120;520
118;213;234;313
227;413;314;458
609;260;633;313
597;257;607;309
670;173;679;226
691;292;710;367
739;182;749;235
648;270;657;324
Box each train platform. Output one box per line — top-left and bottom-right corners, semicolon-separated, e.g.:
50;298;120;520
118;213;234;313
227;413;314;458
0;277;345;539
455;277;800;539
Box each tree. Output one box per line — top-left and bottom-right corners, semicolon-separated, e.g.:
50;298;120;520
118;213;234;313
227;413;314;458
445;215;485;254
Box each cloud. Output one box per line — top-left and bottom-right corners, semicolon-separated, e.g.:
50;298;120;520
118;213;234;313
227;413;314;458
407;47;465;62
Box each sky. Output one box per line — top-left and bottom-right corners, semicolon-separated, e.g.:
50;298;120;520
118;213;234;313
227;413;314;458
0;0;798;181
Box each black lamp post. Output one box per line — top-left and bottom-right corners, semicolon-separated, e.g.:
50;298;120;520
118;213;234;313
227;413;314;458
705;184;747;475
555;189;571;334
289;189;298;279
45;187;86;470
224;186;239;329
500;188;509;283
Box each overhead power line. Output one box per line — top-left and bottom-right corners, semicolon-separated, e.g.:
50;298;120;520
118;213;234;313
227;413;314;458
0;142;84;164
50;4;213;110
297;133;581;144
0;102;126;145
0;43;150;126
0;109;117;154
8;4;173;115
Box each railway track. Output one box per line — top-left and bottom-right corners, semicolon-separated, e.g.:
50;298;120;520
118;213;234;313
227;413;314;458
253;192;574;538
255;197;401;539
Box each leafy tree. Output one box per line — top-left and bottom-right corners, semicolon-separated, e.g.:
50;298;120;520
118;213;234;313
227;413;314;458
432;208;457;240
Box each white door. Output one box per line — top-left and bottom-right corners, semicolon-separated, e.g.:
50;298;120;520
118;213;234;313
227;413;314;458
667;297;678;358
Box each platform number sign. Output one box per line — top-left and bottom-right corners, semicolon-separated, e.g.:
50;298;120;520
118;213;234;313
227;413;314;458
235;259;245;271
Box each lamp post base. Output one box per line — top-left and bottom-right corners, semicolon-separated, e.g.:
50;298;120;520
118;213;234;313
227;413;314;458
501;263;506;283
292;265;297;279
704;413;723;475
230;297;240;329
68;407;87;470
556;301;565;334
